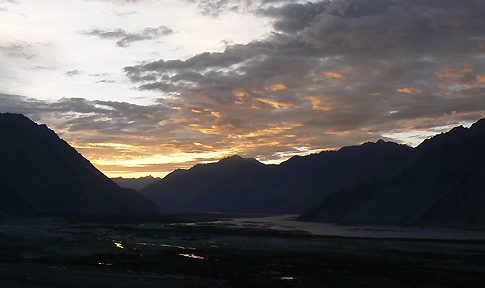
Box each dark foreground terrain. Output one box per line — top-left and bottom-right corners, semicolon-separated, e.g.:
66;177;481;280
1;215;484;288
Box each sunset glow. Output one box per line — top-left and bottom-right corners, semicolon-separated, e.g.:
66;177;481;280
1;0;483;178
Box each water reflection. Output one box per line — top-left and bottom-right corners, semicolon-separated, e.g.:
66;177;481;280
277;276;297;281
113;241;124;249
179;253;205;260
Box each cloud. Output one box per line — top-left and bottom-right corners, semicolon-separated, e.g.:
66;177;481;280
96;79;116;83
0;43;36;59
0;0;18;10
82;26;173;47
114;10;138;16
29;66;58;71
84;0;146;4
123;0;485;158
0;0;18;4
66;70;83;77
185;0;294;17
3;0;485;177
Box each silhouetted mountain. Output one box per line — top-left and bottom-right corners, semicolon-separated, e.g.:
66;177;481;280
0;176;35;219
0;113;156;217
142;141;413;213
112;176;161;191
300;119;485;227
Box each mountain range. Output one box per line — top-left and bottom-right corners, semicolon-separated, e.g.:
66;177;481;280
300;119;485;227
142;140;414;213
2;113;484;227
143;118;485;227
112;176;161;191
0;113;155;218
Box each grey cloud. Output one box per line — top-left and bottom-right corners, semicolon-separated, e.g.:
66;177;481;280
84;0;145;4
29;66;57;71
0;0;19;3
186;0;293;17
96;79;116;83
66;70;83;77
258;1;328;33
0;93;173;139
82;26;173;47
0;43;36;59
114;10;137;16
123;0;485;155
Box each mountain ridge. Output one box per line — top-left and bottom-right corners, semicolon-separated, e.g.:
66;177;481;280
0;113;156;218
300;119;485;227
142;137;414;213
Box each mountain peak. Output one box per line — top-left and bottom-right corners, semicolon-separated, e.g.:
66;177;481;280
219;155;260;165
0;113;34;125
0;113;156;216
470;118;485;132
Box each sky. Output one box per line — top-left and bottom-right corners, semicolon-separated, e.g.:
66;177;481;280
0;0;484;178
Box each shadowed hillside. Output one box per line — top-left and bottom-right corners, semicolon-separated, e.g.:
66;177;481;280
0;113;156;217
142;142;414;213
300;119;485;227
112;176;160;191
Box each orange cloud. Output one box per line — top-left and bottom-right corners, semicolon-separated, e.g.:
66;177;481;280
305;96;331;111
188;123;221;135
325;71;344;79
313;71;345;81
257;98;293;109
267;83;288;92
233;89;248;98
397;87;421;94
437;64;473;80
210;111;221;118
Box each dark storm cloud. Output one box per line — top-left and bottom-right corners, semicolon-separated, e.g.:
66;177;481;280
123;0;485;155
82;26;173;47
258;1;328;33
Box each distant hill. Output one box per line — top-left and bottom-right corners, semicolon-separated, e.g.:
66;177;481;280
112;176;160;191
300;119;485;227
0;113;156;218
142;141;413;213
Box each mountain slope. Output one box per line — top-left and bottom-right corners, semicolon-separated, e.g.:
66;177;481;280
0;176;36;219
0;113;156;217
112;176;161;191
300;119;485;227
142;141;413;213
